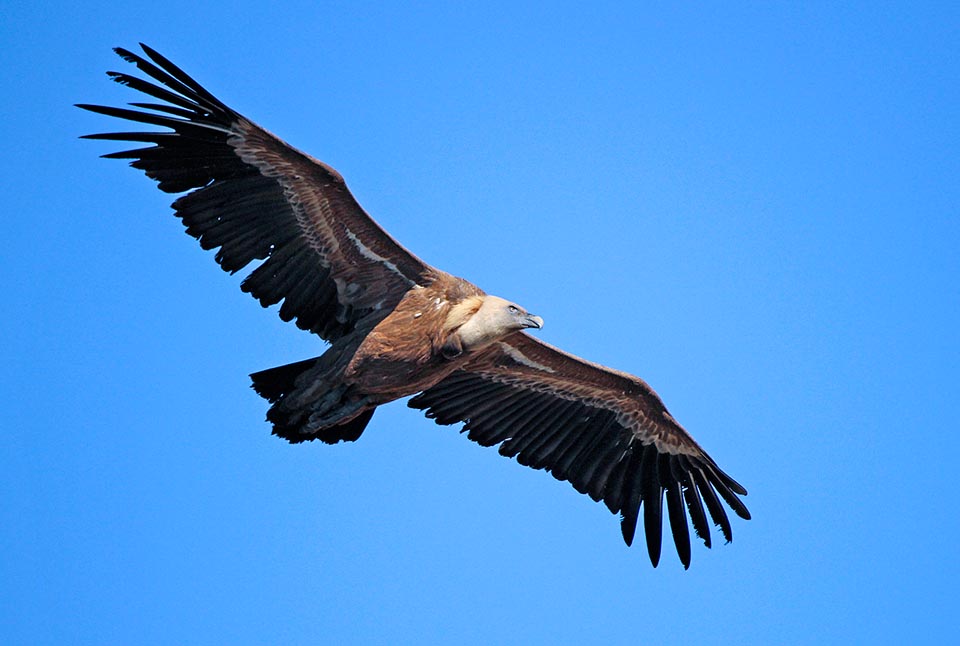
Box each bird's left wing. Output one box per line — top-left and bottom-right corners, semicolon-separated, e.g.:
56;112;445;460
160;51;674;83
78;44;436;342
408;333;750;568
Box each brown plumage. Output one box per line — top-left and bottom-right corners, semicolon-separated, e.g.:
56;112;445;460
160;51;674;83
79;44;750;569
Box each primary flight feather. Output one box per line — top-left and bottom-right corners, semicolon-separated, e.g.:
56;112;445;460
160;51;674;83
79;43;750;568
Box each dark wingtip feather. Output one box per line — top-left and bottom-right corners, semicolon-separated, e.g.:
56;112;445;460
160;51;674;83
641;449;663;568
697;472;733;543
646;534;663;567
73;103;173;128
613;447;643;547
666;483;692;569
726;496;752;521
620;523;634;547
620;512;637;547
674;457;712;549
719;470;749;497
113;46;139;63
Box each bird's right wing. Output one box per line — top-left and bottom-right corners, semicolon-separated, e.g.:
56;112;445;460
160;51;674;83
409;333;750;568
78;44;437;341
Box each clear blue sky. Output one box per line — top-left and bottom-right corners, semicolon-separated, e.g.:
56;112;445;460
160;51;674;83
2;2;957;644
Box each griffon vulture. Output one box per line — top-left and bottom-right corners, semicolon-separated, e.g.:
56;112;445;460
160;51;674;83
79;44;750;569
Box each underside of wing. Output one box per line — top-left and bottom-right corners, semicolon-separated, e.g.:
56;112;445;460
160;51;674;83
409;333;750;568
78;43;436;341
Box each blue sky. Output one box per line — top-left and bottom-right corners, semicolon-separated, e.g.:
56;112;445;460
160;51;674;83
2;2;958;644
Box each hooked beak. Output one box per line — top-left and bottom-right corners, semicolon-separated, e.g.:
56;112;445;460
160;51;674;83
523;314;544;330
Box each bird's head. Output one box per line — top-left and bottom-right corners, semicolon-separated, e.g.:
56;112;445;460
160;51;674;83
456;295;543;350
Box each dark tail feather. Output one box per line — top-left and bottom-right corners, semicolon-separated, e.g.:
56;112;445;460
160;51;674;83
250;357;320;403
250;358;376;444
268;404;376;445
312;407;375;445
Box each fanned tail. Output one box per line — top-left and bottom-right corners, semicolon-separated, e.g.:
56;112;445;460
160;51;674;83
250;359;376;444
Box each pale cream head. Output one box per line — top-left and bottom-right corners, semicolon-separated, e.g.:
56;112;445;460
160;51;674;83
456;295;543;351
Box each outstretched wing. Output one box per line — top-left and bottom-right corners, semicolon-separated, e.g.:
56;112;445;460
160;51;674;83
409;333;750;568
78;44;436;341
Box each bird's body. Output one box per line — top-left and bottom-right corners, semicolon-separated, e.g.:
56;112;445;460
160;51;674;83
80;44;750;568
252;274;541;443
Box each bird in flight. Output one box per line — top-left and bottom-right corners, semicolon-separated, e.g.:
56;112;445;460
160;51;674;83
79;44;750;569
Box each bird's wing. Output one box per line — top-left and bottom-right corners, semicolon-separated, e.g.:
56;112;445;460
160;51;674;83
78;44;436;341
408;333;750;568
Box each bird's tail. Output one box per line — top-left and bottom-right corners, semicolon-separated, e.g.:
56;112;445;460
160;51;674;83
250;358;376;444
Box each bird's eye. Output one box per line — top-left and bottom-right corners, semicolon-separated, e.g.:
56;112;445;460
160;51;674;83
508;305;519;314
